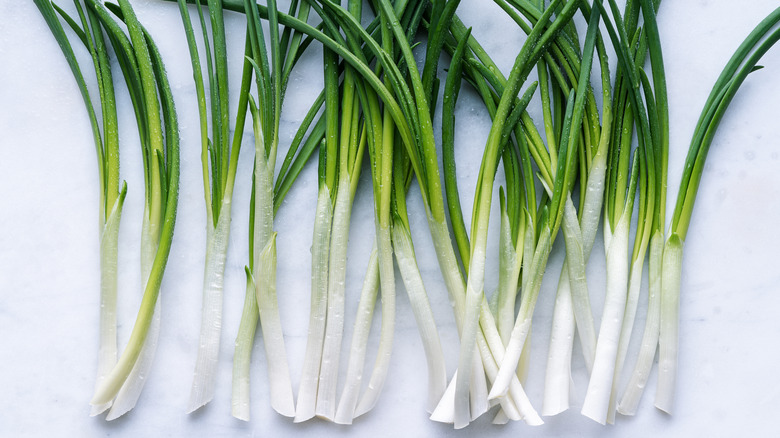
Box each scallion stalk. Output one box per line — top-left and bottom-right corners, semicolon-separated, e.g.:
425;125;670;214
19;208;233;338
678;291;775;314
653;7;780;414
175;0;249;413
82;0;180;416
34;0;126;417
488;0;597;407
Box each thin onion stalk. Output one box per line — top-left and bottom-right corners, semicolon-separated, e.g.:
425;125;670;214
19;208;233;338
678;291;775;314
232;0;317;418
231;4;325;421
232;86;325;421
597;1;650;422
383;142;447;417
389;220;448;413
492;153;531;386
74;1;163;419
315;49;367;421
328;0;433;420
581;76;638;422
543;126;612;415
222;1;324;421
423;1;496;421
440;18;530;367
293;170;332;422
435;87;538;426
582;0;645;424
288;9;393;423
296;2;426;423
650;7;780;414
175;0;250;413
533;0;613;414
311;0;468;423
440;9;602;419
495;1;614;390
293;7;368;416
111;9;178;422
610;0;665;419
221;0;322;421
432;28;487;424
496;85;538;390
350;15;394;419
332;246;379;424
581;151;639;424
444;4;564;393
34;0;126;417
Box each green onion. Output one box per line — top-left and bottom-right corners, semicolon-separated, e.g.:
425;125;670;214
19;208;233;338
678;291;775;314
575;0;662;423
234;0;314;419
348;4;395;419
72;0;180;417
609;0;663;422
296;39;347;426
175;0;248;414
487;0;595;409
34;0;126;418
435;8;583;424
652;7;780;414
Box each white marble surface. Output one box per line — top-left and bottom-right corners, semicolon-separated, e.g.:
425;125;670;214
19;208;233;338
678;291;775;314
2;0;780;436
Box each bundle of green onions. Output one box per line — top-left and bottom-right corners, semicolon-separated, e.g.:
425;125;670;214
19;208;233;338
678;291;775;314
35;0;780;428
36;0;180;420
34;0;126;418
176;0;245;413
630;5;780;415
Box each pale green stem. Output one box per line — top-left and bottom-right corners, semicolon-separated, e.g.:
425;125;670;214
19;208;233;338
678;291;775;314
618;229;663;415
496;203;521;346
256;234;295;417
607;236;649;423
334;246;380;424
294;186;333;422
655;234;682;414
517;326;532;385
543;128;610;415
317;179;354;420
391;225;447;414
231;268;259;421
105;214;160;420
188;199;232;413
427;215;537;424
454;222;489;428
91;191;126;416
354;223;395;418
253;132;293;416
488;225;552;400
561;196;596;369
581;210;631;424
542;266;575;416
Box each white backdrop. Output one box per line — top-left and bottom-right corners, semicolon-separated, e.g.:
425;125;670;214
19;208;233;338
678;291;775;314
1;1;779;436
